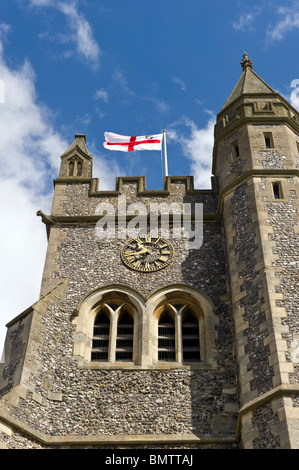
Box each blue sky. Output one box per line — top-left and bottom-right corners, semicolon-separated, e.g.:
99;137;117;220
0;0;299;352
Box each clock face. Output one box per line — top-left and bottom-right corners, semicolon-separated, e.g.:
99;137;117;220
121;235;174;272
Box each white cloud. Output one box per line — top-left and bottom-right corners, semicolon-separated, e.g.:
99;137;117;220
112;69;135;96
95;88;109;102
30;0;100;68
172;77;186;92
0;23;11;37
58;1;100;67
0;37;120;354
289;79;299;110
266;3;299;43
142;95;169;114
232;7;261;31
0;41;69;353
30;0;54;5
0;59;64;186
168;115;215;189
0;181;49;361
233;12;255;31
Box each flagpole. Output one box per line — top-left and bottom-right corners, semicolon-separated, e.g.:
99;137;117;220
163;130;168;177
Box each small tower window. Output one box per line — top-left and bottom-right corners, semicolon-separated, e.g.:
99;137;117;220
68;160;74;176
68;157;83;176
232;141;240;159
272;182;283;199
77;160;82;176
264;133;274;149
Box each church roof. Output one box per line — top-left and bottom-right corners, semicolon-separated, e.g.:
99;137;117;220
220;54;276;111
60;134;91;158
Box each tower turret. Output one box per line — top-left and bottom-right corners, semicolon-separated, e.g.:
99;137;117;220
213;54;299;448
59;134;93;179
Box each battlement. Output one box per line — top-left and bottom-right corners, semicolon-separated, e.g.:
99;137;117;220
49;174;219;220
54;174;218;197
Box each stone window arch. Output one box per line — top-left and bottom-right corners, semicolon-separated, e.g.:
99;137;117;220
72;285;143;366
72;284;218;370
154;301;203;364
90;301;135;363
149;285;218;368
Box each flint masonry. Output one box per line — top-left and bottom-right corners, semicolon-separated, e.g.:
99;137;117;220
0;54;298;449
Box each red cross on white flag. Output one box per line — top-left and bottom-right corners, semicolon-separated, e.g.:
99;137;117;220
103;132;163;152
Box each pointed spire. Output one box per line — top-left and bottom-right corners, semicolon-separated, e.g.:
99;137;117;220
241;52;253;71
220;54;276;111
60;134;91;158
59;134;93;178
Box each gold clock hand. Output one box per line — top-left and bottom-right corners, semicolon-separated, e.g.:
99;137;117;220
135;241;149;255
135;246;150;255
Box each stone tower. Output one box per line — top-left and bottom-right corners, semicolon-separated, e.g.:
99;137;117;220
213;53;299;448
0;55;298;449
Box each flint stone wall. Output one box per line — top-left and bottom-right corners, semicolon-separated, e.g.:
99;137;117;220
0;179;238;448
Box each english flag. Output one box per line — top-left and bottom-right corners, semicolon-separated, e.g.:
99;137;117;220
103;132;163;152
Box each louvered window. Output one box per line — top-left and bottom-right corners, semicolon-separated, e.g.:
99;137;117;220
91;310;110;361
157;303;201;364
182;309;200;362
158;312;176;361
116;311;134;361
91;303;135;363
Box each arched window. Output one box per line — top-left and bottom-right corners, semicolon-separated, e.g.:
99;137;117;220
72;284;218;369
77;160;82;176
91;309;110;361
155;300;203;364
68;157;83;177
89;300;136;364
68;160;74;176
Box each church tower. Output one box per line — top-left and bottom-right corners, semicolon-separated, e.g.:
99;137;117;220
213;53;299;448
0;55;298;449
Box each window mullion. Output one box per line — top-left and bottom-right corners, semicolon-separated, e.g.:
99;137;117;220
176;310;182;363
109;310;117;363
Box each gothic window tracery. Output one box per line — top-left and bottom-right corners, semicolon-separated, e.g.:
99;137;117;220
68;156;83;176
91;301;136;363
155;301;202;364
72;284;218;369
